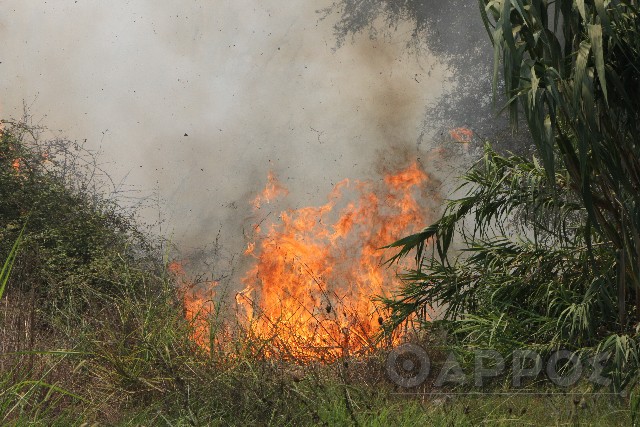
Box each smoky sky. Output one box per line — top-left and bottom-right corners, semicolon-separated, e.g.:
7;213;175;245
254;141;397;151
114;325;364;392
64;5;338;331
0;1;508;260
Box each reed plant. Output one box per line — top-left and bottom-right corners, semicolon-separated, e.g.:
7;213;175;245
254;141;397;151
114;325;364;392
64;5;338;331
384;0;640;399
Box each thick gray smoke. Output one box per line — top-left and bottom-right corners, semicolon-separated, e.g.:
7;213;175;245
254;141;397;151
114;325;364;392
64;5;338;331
0;1;510;266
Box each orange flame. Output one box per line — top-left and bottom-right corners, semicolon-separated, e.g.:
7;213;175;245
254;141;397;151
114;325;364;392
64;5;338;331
238;162;434;361
244;242;256;255
12;158;22;172
252;171;289;209
449;127;474;143
170;261;218;349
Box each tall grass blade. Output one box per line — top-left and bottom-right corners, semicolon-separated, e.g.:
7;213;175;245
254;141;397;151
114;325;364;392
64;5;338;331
0;223;26;300
589;23;608;104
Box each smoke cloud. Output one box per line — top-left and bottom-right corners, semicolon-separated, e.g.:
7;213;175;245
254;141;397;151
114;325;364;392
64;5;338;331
0;1;502;263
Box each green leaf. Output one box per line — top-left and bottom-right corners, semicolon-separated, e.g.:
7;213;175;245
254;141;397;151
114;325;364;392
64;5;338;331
493;27;504;102
478;0;495;44
0;223;26;300
594;0;612;34
500;0;516;51
575;0;587;21
529;65;540;109
574;40;591;108
588;23;608;104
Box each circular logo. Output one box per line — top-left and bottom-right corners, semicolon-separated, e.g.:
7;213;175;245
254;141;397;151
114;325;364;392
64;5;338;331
386;343;430;388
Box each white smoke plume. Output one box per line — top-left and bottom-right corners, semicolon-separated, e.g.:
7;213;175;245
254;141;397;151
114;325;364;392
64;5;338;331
0;1;503;262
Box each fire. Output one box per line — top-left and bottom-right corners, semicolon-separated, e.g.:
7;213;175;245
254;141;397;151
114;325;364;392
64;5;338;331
384;162;428;190
239;162;434;361
244;242;256;255
170;261;218;349
12;158;22;172
184;283;217;348
449;127;474;143
252;171;289;209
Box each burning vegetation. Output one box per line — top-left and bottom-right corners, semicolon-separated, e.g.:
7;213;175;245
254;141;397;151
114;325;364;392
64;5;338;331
177;161;437;361
449;127;474;143
170;261;219;348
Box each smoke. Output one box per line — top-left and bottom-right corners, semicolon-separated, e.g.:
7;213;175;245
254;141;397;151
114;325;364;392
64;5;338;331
0;1;498;260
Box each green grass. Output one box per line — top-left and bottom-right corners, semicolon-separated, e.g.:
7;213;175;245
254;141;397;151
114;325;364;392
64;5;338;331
17;387;629;426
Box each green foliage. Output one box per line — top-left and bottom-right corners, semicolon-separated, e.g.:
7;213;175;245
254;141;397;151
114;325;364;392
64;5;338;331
481;0;640;325
385;149;604;333
0;123;160;325
383;0;640;394
384;143;640;389
0;122;175;421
